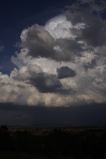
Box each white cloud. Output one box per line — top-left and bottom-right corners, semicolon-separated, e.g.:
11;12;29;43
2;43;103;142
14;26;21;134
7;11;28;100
45;15;76;40
0;72;41;105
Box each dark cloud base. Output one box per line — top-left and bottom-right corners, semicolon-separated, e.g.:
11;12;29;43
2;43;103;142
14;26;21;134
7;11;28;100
57;66;76;79
0;103;106;127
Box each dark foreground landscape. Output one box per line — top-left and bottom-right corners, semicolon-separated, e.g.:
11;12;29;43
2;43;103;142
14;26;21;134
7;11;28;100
0;126;106;159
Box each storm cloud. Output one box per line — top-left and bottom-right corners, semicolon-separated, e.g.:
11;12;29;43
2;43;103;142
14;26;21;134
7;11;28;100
29;73;62;93
57;66;76;79
0;0;105;107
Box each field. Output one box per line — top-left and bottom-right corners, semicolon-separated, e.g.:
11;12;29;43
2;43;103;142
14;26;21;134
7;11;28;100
0;126;106;158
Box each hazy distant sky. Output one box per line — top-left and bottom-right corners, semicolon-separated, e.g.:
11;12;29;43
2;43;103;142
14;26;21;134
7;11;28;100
0;0;106;108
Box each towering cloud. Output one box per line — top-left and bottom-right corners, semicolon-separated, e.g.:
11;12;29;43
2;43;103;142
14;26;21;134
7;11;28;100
0;0;105;106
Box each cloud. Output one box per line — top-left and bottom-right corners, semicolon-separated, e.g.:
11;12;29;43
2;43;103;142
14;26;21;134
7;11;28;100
45;15;75;40
0;0;104;107
0;72;41;105
29;73;62;93
11;64;73;94
13;15;85;62
66;0;106;48
82;20;106;47
57;66;76;79
20;25;55;59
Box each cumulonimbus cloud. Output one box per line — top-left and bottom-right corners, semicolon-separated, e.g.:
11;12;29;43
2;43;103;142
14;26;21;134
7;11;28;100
0;0;105;106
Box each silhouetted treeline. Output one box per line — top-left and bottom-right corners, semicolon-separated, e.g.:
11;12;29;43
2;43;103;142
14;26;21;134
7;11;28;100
0;126;106;158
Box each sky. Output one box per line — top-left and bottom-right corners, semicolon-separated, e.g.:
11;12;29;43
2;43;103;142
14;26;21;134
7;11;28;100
0;0;106;126
0;0;73;73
